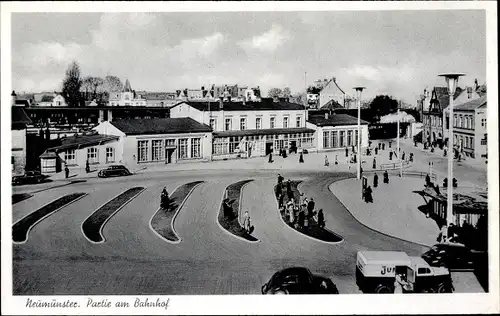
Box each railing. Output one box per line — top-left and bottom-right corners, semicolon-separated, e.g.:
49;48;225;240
402;171;437;181
379;160;411;170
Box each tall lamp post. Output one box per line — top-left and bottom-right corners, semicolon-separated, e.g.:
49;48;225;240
397;104;402;176
354;87;365;180
439;73;465;237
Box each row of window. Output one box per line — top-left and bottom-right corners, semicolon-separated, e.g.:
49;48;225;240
137;138;201;162
212;133;315;155
425;116;442;128
453;114;475;130
64;147;115;165
453;134;475;150
323;130;359;149
210;116;303;131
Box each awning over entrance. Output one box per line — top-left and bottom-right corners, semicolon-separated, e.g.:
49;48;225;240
213;127;315;138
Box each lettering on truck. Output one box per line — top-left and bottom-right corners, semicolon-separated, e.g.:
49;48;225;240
380;266;395;276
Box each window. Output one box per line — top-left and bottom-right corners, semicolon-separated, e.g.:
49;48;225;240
210;118;217;131
481;136;487;146
165;139;175;148
191;138;201;158
283;116;289;128
347;130;352;146
339;131;345;147
459;115;463;128
270;117;276;128
256;117;262;129
65;150;76;165
152;140;163;161
225;118;232;131
445;115;450;129
240;117;246;130
178;139;188;159
105;147;115;163
332;131;338;148
454;115;457;127
87;147;98;164
137;140;148;162
296;116;302;128
418;268;431;275
323;131;330;148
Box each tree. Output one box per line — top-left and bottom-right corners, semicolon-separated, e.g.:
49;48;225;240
102;75;123;102
268;88;283;98
369;95;399;119
282;87;292;98
80;76;93;101
306;85;321;95
62;61;82;107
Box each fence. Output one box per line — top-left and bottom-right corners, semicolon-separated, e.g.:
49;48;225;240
379;160;411;170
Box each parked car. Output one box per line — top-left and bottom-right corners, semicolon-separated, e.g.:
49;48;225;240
97;165;131;178
262;267;339;294
12;171;49;185
421;243;486;271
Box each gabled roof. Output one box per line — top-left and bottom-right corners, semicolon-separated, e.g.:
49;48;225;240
454;96;487;111
320;78;345;94
307;113;369;127
41;95;54;102
12;107;32;125
123;79;132;92
320;99;343;110
430;86;463;111
174;99;306;112
15;99;30;107
110;117;212;135
45;134;119;152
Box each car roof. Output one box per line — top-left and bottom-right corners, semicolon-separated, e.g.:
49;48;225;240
273;267;310;278
358;251;411;265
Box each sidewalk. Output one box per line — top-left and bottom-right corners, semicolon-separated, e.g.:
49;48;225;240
330;176;440;247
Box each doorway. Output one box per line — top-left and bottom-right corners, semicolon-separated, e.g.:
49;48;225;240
265;142;273;156
165;148;175;164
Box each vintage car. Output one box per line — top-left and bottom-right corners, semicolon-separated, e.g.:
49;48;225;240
97;165;131;178
421;243;487;271
12;171;49;185
356;251;453;293
262;267;339;294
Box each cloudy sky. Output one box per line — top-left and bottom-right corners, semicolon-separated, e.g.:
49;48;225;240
12;10;486;103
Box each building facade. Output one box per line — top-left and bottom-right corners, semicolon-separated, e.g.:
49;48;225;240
93;118;212;167
12;107;32;175
108;79;147;107
318;77;346;109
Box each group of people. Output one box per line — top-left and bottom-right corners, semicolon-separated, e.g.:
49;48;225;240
268;149;304;164
362;170;390;203
276;174;326;230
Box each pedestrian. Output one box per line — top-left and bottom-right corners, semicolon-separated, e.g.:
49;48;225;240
378;143;382;150
372;157;377;169
288;204;295;224
410;153;414;162
443;149;447;157
324;155;329;167
278;193;285;209
382;143;386;150
389;151;393;161
283;149;287;158
402;151;405;161
335;155;338;165
298;209;305;229
64;164;69;179
299;151;304;163
345;147;348;157
268;151;273;163
161;186;170;209
352;145;355;153
373;173;379;188
366;147;370;156
317;209;326;228
425;174;431;187
383;170;389;184
277;173;284;185
375;147;378;155
307;197;315;214
243;211;251;233
364;185;373;203
85;159;90;173
389;141;392;149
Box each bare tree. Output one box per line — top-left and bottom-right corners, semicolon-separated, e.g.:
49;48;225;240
62;61;82;107
267;88;283;98
282;87;292;98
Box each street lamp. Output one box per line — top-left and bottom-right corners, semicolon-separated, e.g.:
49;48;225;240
354;87;365;180
396;103;402;177
439;73;465;238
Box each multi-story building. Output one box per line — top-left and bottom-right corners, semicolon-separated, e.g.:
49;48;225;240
421;86;462;146
12;106;32;175
108;79;147;107
447;96;487;160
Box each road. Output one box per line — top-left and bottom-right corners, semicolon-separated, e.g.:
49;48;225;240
12;169;432;295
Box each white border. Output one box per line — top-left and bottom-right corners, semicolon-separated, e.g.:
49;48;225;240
12;193;88;244
81;187;145;244
2;1;498;315
148;181;204;244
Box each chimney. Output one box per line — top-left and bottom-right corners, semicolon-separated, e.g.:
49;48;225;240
11;90;16;106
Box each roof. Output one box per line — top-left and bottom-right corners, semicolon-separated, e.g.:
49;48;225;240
213;127;315;138
320;99;343;110
358;251;410;265
454;96;487;111
307;113;369;127
418;187;487;213
15;99;30;107
409;256;429;267
41;95;54;102
45;134;119;152
11;107;32;125
123;79;132;92
110;117;212;135
39;151;59;159
174;99;306;112
431;87;463;111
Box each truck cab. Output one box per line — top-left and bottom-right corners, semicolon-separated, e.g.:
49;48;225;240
356;251;453;294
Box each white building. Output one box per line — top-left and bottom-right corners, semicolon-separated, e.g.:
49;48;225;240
108;79;147;107
36;93;67;107
12;106;31;175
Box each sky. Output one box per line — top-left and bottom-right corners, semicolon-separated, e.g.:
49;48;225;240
11;10;486;103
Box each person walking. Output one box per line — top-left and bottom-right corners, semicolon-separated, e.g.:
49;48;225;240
307;197;315;215
389;151;393;161
243;211;251;233
409;153;414;162
372;157;377;169
277;174;284;185
383;170;389;184
64;164;69;179
298;209;305;229
402;151;406;161
378;142;382;150
335;155;338;165
288;204;295;224
352;145;355;154
375;147;378;155
317;209;325;228
299;151;304;163
382;142;385;150
85;159;90;173
161;187;170;209
278;193;285;209
364;185;373;203
324;155;329;167
268;151;273;163
345;147;349;157
373;173;379;188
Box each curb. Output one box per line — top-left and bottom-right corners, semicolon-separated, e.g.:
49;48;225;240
169;181;205;244
275;181;344;245
327;178;431;249
216;180;260;244
13;193;89;245
81;187;146;244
